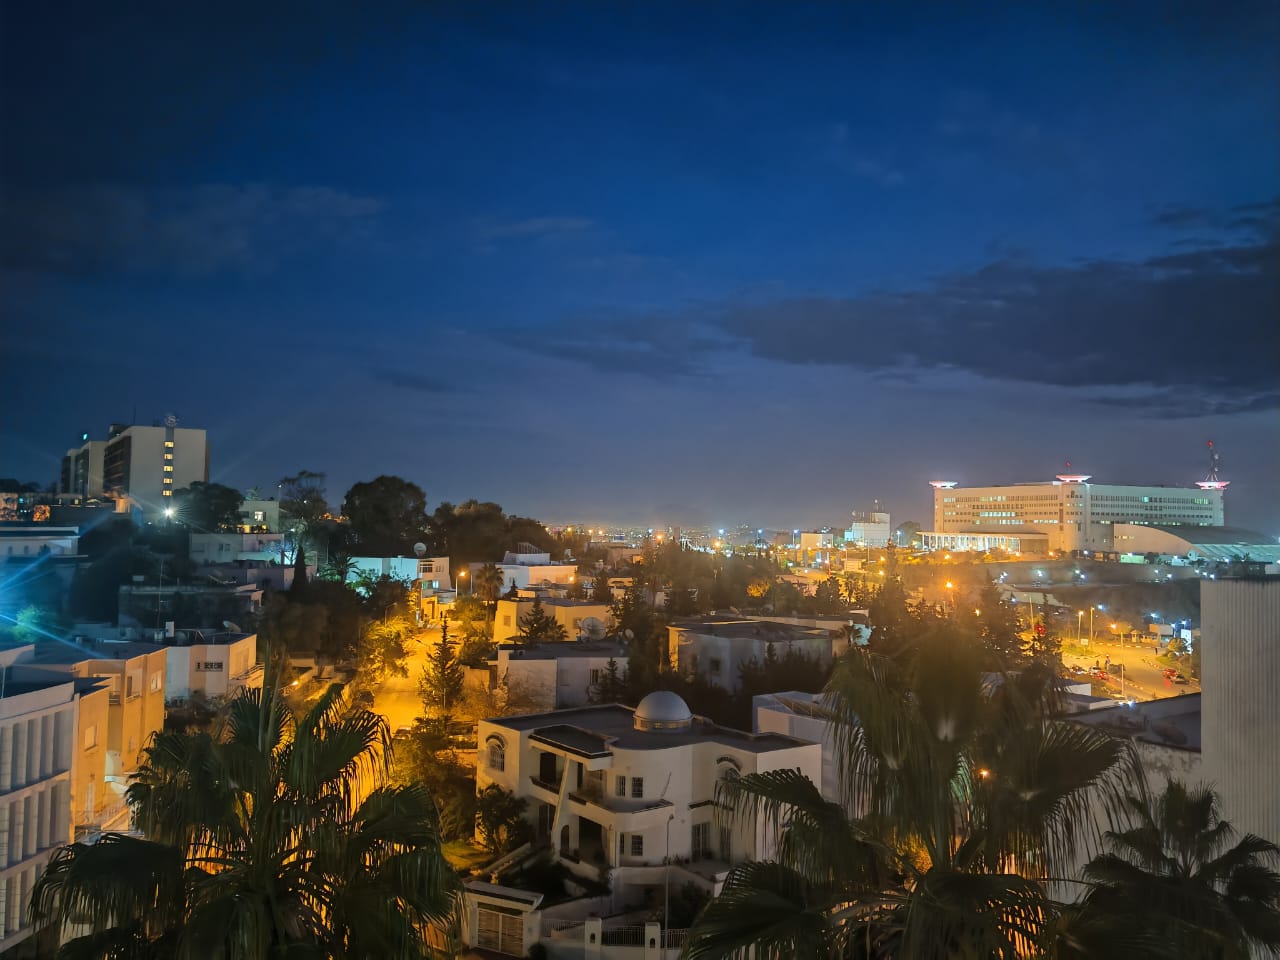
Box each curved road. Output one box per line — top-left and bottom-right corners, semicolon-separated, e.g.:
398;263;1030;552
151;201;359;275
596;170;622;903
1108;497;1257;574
1061;636;1198;702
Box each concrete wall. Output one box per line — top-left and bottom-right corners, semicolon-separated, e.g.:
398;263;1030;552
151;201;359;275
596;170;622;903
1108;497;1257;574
1202;579;1280;847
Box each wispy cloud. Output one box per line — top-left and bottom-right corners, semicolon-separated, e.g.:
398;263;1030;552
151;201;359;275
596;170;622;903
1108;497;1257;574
0;183;384;276
476;216;594;241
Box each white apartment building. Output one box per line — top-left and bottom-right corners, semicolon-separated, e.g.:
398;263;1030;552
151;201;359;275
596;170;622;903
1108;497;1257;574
928;475;1224;554
667;618;834;692
189;532;284;564
59;438;108;498
96;419;209;520
0;650;77;954
162;631;261;703
752;690;839;802
477;692;821;896
483;551;578;591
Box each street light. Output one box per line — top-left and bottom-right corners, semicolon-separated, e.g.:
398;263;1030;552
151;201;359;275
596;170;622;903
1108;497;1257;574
458;569;468;596
1077;610;1085;645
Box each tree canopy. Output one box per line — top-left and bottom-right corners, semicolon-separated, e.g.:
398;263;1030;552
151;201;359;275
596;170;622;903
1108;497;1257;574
342;475;431;557
171;481;244;533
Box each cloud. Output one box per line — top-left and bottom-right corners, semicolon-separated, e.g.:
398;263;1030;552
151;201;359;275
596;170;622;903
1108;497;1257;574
710;221;1277;414
476;216;594;241
0;183;384;276
377;369;455;394
826;123;905;186
526;200;1278;417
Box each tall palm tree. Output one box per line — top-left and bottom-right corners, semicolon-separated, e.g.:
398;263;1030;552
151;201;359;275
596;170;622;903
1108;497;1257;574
473;562;504;608
686;619;1138;959
1054;779;1280;959
31;658;458;959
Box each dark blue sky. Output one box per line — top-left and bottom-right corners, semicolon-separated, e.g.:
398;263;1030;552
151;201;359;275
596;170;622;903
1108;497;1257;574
3;2;1277;532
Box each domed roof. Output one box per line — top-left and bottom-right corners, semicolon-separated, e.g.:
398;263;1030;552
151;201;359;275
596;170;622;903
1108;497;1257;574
633;690;693;731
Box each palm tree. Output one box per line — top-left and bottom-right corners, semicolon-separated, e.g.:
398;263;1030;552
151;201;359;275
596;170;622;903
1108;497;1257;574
31;657;457;959
1054;779;1280;959
473;562;504;608
686;619;1138;959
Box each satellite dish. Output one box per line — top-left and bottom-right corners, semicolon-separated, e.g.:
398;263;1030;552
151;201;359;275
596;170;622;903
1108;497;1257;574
223;620;243;633
623;628;635;641
580;617;607;640
413;542;427;558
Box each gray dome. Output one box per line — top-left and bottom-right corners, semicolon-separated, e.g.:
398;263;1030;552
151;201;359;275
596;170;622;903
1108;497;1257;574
633;691;693;731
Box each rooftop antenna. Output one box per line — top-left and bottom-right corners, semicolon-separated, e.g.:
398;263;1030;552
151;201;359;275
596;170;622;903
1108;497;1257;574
1196;440;1229;490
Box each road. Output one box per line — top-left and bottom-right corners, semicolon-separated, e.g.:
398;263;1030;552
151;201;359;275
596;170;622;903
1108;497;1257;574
371;623;440;732
1060;635;1198;702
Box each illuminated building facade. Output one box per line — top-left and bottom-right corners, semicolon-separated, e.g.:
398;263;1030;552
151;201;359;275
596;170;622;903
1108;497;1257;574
98;419;209;519
927;476;1225;554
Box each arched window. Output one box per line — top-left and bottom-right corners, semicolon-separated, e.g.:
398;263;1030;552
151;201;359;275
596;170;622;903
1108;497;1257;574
486;736;506;772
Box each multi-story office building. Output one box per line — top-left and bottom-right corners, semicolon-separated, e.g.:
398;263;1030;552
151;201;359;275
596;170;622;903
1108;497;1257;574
89;418;209;520
58;438;108;499
927;475;1225;554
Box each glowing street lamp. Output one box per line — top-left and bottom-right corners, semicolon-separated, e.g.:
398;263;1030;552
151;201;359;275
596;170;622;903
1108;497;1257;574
1077;610;1085;645
458;568;468;596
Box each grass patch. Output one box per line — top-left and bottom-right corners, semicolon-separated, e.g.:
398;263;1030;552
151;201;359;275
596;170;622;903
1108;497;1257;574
442;839;491;874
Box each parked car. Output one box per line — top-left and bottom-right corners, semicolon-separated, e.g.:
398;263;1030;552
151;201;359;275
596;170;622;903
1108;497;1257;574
1172;672;1189;684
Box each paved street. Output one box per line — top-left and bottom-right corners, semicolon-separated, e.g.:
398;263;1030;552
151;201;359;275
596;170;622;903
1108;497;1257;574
1061;635;1198;702
371;623;440;732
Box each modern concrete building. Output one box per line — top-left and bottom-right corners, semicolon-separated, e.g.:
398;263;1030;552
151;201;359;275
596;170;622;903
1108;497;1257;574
0;647;77;954
162;631;261;704
97;419;209;520
928;475;1225;554
59;438;108;499
189;532;285;564
844;511;892;547
1201;578;1280;849
236;499;281;533
484;550;579;591
1112;524;1280;564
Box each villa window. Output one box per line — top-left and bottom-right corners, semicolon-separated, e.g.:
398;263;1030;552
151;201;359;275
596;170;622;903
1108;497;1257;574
631;777;643;798
487;739;506;772
616;775;626;797
631;835;644;856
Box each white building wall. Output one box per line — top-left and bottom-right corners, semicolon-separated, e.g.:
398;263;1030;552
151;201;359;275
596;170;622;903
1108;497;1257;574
1201;579;1280;847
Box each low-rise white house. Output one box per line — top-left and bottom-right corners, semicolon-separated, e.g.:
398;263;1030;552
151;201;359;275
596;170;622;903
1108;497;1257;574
494;598;612;642
483;550;579;591
753;690;840;802
490;639;630;712
666;618;834;691
189;532;284;564
162;630;262;703
477;692;821;894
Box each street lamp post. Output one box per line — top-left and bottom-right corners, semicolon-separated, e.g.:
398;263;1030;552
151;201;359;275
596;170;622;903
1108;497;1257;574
1077;610;1084;645
1089;606;1095;645
458;568;467;596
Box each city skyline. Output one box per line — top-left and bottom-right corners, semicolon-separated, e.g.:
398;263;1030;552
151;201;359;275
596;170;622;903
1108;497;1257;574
2;2;1277;532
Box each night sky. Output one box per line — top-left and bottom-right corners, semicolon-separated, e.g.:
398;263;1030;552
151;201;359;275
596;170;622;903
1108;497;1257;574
2;2;1277;532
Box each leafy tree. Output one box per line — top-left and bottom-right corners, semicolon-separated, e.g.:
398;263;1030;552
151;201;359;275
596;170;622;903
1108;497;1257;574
866;575;913;656
686;620;1138;959
291;542;309;594
812;576;846;614
341;475;431;557
422;623;465;714
279;470;329;543
612;588;662;691
390;716;476;842
475;785;531;856
171;481;244;533
973;578;1023;669
895;520;922;547
1059;779;1280;959
591;570;614;603
31;667;456;958
356;616;411;688
589;658;628;704
517;597;568;643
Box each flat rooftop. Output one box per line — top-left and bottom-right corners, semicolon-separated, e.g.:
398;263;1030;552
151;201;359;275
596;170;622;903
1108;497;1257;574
491;703;814;754
671;618;829;641
1067;693;1201;751
30;640;166;663
496;640;628;661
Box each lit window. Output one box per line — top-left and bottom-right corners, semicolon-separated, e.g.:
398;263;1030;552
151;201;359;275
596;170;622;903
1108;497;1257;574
164;441;174;448
163;465;174;472
162;490;172;497
163;477;173;485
